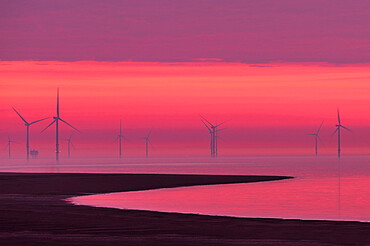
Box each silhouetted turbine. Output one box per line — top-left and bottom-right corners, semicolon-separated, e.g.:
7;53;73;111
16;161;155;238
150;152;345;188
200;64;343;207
12;107;48;160
140;129;152;158
200;115;226;158
113;120;128;158
332;109;351;158
63;132;75;158
306;120;324;156
41;88;79;161
7;136;16;159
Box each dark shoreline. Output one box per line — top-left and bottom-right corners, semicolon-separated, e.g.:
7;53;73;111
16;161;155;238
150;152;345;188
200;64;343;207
0;173;368;245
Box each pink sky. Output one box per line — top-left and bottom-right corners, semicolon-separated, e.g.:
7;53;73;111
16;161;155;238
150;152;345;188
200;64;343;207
0;61;369;157
0;2;369;157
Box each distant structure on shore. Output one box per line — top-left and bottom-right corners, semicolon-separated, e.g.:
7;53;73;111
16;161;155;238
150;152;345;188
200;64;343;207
306;121;324;156
333;109;351;158
30;149;39;158
12;107;48;160
41;88;79;161
113;120;128;158
200;116;226;158
140;129;152;158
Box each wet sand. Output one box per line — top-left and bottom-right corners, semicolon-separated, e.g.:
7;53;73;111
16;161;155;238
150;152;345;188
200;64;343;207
0;173;368;245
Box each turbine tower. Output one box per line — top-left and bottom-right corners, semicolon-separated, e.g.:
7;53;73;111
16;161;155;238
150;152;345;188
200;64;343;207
12;107;48;160
63;132;75;158
141;129;152;158
307;121;324;156
41;88;79;161
113;120;128;158
201;119;214;157
332;109;351;158
7;136;16;159
200;116;226;158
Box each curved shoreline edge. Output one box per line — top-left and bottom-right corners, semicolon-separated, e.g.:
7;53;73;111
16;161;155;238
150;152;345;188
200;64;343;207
0;173;369;245
0;172;293;195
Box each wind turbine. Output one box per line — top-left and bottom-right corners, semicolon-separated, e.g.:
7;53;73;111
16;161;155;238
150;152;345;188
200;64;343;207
332;109;351;158
201;119;214;157
6;136;16;159
12;107;48;160
41;88;79;161
63;132;75;158
200;116;226;158
140;129;152;158
306;121;324;156
113;120;128;158
215;127;226;157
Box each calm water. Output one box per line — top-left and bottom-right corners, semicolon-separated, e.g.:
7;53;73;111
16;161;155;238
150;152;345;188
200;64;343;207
60;156;370;222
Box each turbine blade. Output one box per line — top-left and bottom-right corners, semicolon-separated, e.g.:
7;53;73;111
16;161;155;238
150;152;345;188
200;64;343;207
69;132;74;140
317;135;324;144
147;129;152;138
215;128;227;132
200;115;213;127
30;117;50;125
113;136;119;143
12;107;28;124
217;136;225;142
57;88;60;117
41;120;56;133
331;128;338;136
59;118;80;132
71;142;76;150
316;120;324;134
340;125;352;132
337;108;340;125
305;133;316;135
120;119;122;134
201;119;212;132
215;121;227;127
148;139;155;149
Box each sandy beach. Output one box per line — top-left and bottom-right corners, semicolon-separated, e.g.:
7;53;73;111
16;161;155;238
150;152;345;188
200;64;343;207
0;173;368;245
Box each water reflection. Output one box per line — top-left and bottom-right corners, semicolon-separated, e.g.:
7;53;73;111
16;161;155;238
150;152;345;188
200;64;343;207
70;157;369;222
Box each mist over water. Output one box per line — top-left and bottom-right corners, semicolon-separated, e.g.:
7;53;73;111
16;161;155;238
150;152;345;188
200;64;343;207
0;155;366;175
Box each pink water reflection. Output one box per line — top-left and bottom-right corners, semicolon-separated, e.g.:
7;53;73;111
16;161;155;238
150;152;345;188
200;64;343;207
70;156;370;222
72;176;369;222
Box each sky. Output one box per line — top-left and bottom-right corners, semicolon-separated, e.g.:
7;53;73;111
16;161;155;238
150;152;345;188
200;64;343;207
1;0;369;63
0;1;369;157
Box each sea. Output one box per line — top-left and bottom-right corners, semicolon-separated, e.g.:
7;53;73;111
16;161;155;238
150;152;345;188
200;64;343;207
1;155;369;222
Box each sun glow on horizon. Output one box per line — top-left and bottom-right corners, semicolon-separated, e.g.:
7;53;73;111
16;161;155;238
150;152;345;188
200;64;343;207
1;61;369;158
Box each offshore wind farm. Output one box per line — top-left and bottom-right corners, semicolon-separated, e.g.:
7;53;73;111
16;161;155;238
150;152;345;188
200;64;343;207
3;89;358;160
